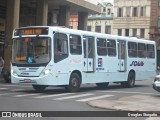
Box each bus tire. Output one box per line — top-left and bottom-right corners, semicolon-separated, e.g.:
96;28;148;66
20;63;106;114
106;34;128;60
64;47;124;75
32;85;47;92
96;82;109;89
121;72;135;88
67;73;81;92
127;72;135;87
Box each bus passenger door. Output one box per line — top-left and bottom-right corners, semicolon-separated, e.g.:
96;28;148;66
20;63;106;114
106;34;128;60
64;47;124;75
118;40;126;72
83;36;94;72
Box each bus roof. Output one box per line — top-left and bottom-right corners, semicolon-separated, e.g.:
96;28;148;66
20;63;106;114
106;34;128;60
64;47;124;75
14;26;155;44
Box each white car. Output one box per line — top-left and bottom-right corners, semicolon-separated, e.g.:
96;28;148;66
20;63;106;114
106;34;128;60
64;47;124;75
153;74;160;92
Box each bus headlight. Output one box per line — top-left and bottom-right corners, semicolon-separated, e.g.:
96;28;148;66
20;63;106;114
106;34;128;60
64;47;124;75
44;69;50;75
11;69;18;76
41;69;51;76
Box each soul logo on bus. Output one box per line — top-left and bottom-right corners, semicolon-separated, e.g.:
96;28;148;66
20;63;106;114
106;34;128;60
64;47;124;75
130;61;144;66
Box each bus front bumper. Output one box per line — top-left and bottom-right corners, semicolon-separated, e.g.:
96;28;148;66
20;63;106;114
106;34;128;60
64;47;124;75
11;75;53;85
11;73;69;86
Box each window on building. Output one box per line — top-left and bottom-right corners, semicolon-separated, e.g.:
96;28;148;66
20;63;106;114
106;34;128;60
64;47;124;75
97;38;107;56
69;35;82;55
158;17;160;28
95;26;101;33
92;14;96;18
140;7;145;16
126;7;131;17
118;29;122;36
147;44;155;58
105;26;111;34
107;39;116;56
128;42;137;58
97;13;101;17
87;26;91;31
103;7;106;12
133;7;138;17
132;29;137;37
101;13;106;18
159;0;160;6
118;8;123;17
140;29;145;38
107;9;111;15
102;13;106;17
138;43;146;58
125;29;129;36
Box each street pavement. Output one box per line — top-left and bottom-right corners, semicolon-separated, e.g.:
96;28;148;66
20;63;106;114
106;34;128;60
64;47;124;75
88;94;160;119
1;77;160;119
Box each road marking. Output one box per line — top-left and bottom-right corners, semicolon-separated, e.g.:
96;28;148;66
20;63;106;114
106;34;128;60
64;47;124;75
13;93;40;97
1;84;18;87
54;93;93;100
0;88;9;90
18;86;32;88
1;84;31;88
0;93;15;96
76;94;114;102
10;89;25;92
33;93;75;99
100;90;157;95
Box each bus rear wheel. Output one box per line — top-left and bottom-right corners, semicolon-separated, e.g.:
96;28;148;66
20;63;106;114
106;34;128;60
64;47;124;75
96;82;109;89
66;73;81;92
121;72;135;88
32;85;47;92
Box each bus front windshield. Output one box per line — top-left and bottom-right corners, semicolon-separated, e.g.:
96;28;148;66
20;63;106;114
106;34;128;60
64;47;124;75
12;37;51;64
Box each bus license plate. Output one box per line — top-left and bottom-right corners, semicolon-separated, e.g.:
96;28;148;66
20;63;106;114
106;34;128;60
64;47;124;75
24;79;31;83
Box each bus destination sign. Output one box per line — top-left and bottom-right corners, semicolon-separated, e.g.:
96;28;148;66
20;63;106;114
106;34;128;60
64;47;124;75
14;28;48;36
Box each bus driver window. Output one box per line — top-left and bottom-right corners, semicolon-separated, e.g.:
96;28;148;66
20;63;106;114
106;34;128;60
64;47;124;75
54;33;68;63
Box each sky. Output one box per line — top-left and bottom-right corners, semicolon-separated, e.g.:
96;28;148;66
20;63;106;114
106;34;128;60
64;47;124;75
85;0;114;5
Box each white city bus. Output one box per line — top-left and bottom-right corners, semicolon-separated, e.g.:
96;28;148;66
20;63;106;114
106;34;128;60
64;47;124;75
11;26;156;92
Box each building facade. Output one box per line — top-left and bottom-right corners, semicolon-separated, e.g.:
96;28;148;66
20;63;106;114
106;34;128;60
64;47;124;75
113;0;151;39
69;15;78;29
150;0;160;49
87;2;114;34
0;0;6;56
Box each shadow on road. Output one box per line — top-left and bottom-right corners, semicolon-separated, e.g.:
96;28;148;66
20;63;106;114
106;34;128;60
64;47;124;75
15;83;152;95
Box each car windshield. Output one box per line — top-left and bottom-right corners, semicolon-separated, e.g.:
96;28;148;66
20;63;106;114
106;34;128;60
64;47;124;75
12;37;51;64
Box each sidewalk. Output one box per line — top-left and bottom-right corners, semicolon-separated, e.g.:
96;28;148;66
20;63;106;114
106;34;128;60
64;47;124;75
88;94;160;111
88;95;160;118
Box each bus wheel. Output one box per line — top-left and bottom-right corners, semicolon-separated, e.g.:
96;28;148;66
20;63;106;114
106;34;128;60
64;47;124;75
32;85;47;92
96;82;109;89
121;72;135;88
67;73;81;92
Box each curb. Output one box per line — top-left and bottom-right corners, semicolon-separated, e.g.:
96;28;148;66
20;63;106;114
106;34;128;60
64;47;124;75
87;95;160;112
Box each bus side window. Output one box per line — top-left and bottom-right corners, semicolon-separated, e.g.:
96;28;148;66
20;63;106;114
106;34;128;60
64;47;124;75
128;42;137;58
97;38;107;56
107;39;116;56
54;33;68;63
147;44;155;58
69;35;82;55
138;43;146;58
